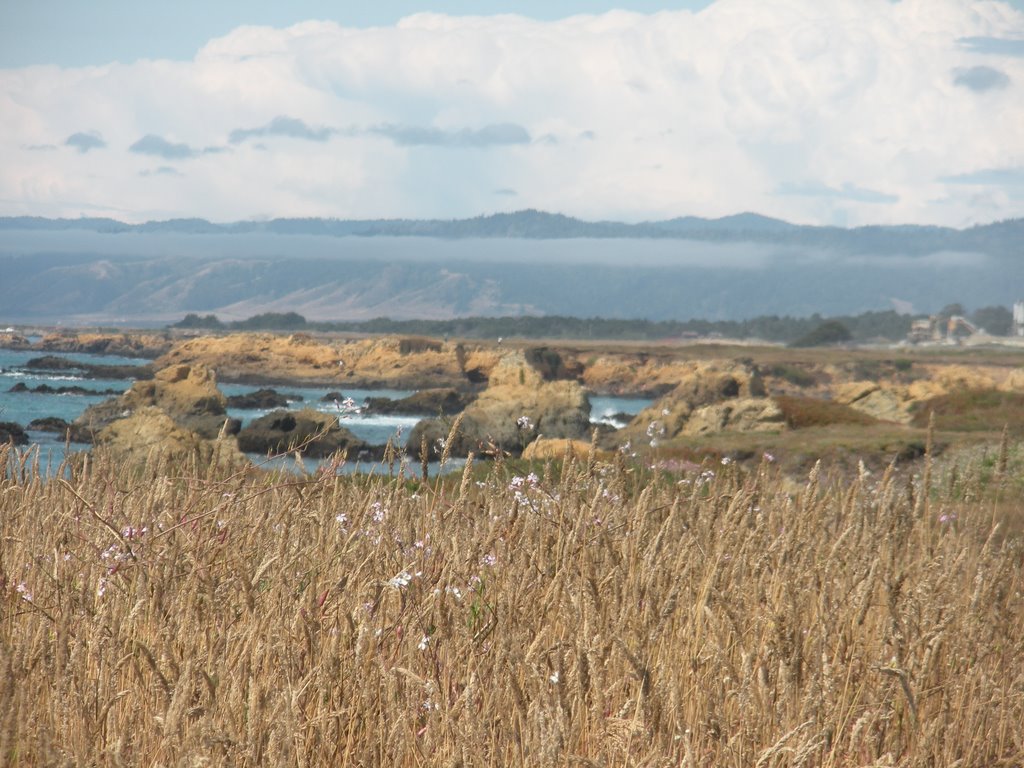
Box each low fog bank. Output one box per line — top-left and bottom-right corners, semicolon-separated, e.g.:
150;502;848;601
0;229;1010;325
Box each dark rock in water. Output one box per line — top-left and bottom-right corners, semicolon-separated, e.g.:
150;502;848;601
25;417;93;443
25;355;153;381
237;408;368;458
27;417;71;433
8;382;123;396
26;355;86;371
227;388;303;409
364;388;471;416
0;422;29;446
321;391;345;402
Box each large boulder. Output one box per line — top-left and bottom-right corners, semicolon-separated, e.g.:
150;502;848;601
835;383;909;423
682;398;786;435
408;351;591;457
226;388;302;409
364;388;471;416
237;409;368;458
0;422;29;446
94;407;245;466
74;363;237;441
522;438;611;462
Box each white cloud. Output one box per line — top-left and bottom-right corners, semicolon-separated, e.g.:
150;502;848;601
1;0;1023;225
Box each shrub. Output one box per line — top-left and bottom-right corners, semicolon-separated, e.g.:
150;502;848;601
912;389;1024;433
775;395;878;428
767;363;817;388
789;320;852;348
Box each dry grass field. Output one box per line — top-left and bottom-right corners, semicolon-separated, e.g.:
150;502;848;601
2;435;1023;766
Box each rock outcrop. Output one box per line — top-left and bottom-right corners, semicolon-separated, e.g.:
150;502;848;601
835;365;1002;425
581;354;761;397
364;388;471;416
0;331;31;350
226;388;302;409
237;409;368;458
27;417;72;433
9;382;123;396
834;383;909;423
94;407;245;466
25;355;152;381
408;351;591;456
682;398;786;435
74;364;238;441
522;438;611;462
157;333;497;388
0;422;29;446
32;332;172;358
619;360;768;441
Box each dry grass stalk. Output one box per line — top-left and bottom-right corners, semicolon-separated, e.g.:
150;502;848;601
1;443;1022;766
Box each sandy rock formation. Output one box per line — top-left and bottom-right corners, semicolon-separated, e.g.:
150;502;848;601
75;364;237;440
582;355;761;396
682;398;786;435
1001;368;1024;391
408;351;591;456
33;332;172;358
522;437;611;461
620;360;768;441
906;365;997;400
834;383;910;423
0;331;31;350
835;365;1001;424
157;333;497;388
94;407;245;466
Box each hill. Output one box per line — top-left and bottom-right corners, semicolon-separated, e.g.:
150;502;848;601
1;212;1021;324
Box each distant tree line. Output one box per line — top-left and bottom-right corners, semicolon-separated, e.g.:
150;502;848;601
168;305;1018;343
170;304;1014;344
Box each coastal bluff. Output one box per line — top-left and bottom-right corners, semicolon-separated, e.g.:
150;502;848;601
156;334;502;389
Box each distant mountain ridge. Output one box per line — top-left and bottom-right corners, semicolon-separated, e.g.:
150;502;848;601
2;210;1021;256
2;210;1023;325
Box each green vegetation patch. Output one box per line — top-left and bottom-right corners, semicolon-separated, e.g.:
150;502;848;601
788;320;852;348
775;395;878;429
912;388;1024;433
766;363;819;388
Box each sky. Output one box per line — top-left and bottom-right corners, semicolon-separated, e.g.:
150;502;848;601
1;0;1023;227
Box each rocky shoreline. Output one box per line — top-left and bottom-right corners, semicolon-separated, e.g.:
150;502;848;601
5;330;1024;472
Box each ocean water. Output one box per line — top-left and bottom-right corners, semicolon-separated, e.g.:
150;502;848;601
0;348;144;458
0;347;652;471
589;395;652;428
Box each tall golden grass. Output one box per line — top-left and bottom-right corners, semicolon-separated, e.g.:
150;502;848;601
2;441;1022;766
